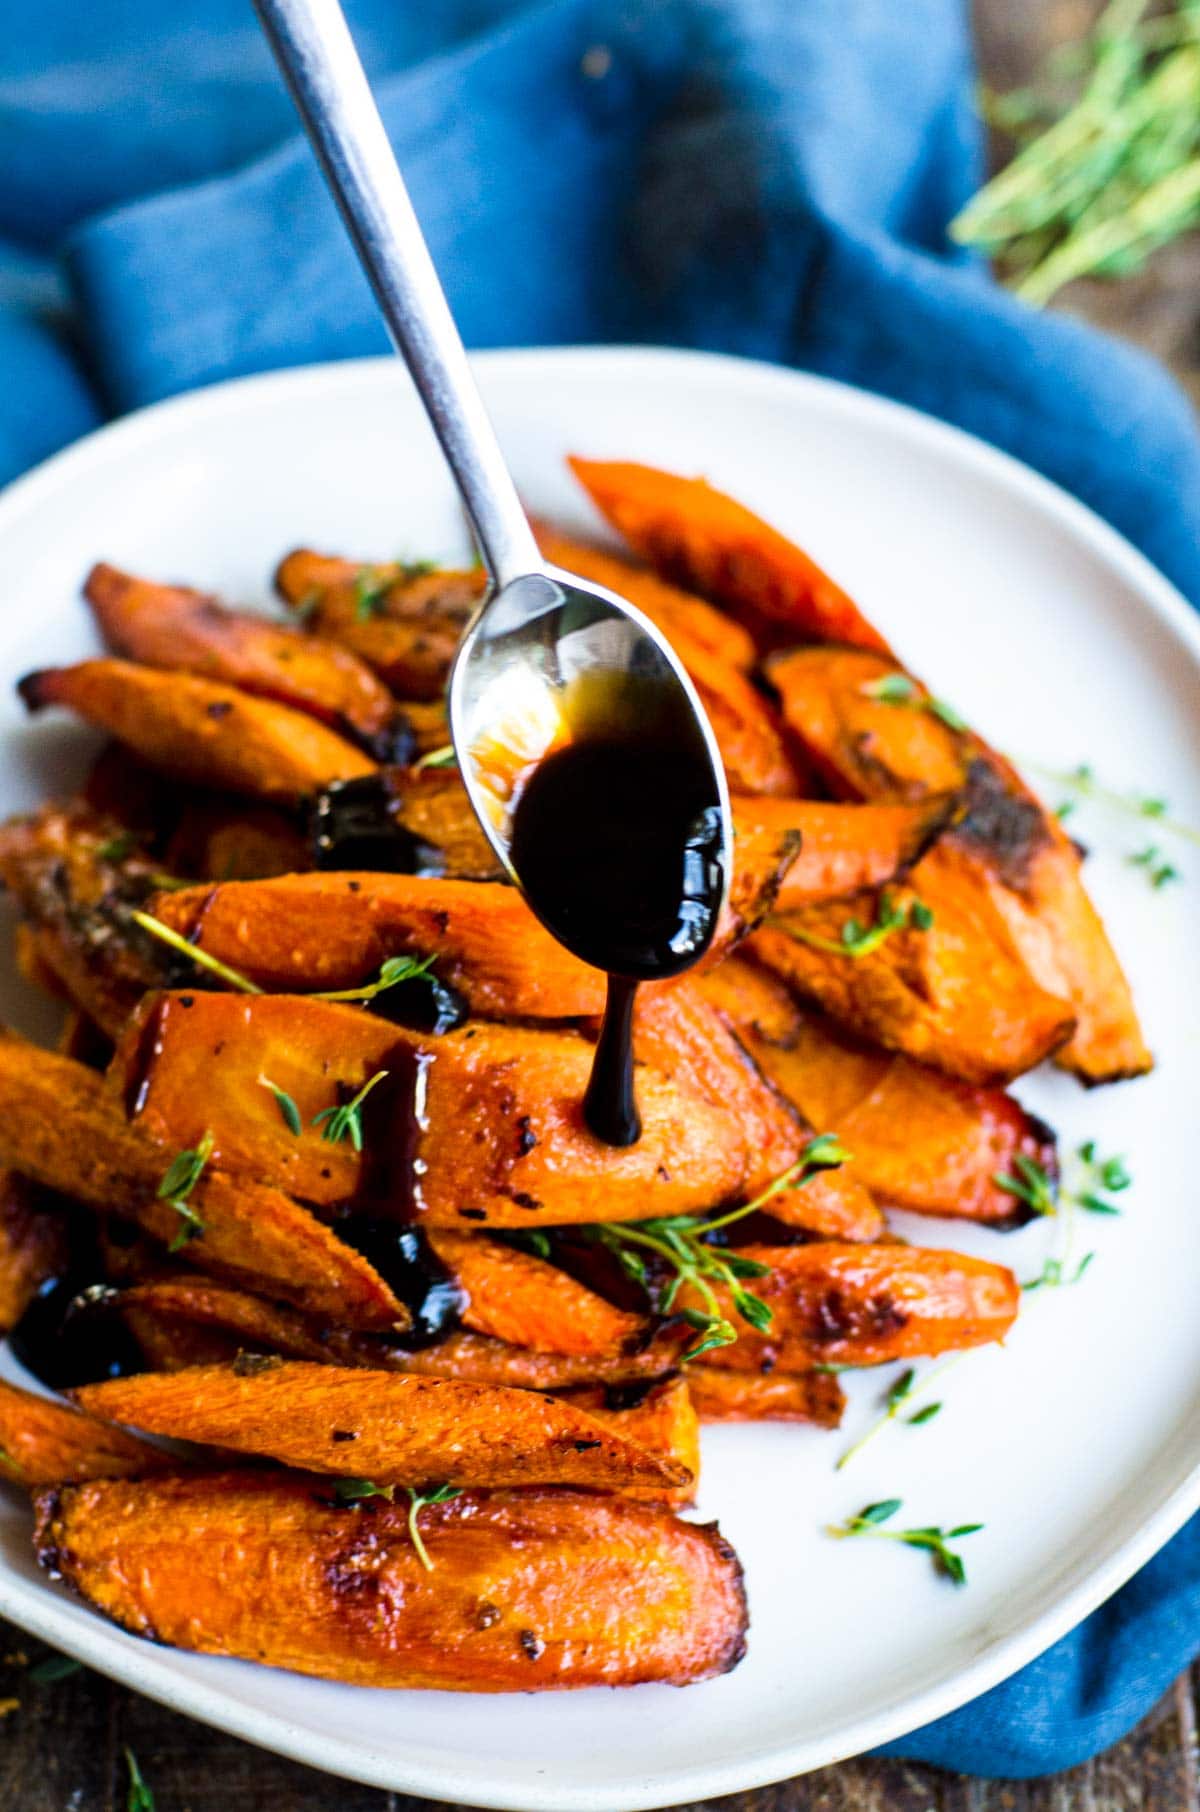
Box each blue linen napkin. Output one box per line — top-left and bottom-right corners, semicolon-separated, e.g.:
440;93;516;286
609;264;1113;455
2;0;1200;1778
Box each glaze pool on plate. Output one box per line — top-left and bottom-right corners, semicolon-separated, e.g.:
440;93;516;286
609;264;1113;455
0;347;1197;1810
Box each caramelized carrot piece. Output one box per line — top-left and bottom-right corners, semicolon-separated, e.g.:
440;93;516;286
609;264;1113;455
0;1031;403;1329
74;1362;687;1491
148;866;770;1016
426;1231;645;1356
0;1379;169;1487
694;1243;1019;1372
701;956;1058;1225
84;563;410;759
634;985;883;1239
768;645;1151;1084
114;1279;693;1388
274;549;484;701
569;457;892;656
685;1367;845;1426
0;1173;68;1335
152;872;609;1015
314;766;502;880
163;796;311;882
113;992;753;1227
558;1378;700;1508
35;1472;747;1689
19;661;374;804
734;795;957;911
749;848;1076;1086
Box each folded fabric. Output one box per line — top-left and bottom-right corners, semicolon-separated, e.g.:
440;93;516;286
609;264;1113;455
2;0;1200;1778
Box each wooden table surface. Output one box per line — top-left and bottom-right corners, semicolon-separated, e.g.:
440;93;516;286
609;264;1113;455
5;1;1200;1806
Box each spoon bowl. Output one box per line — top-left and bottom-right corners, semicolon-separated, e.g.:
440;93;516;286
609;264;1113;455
448;566;732;976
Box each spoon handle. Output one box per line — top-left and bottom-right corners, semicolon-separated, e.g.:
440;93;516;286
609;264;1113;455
253;0;541;590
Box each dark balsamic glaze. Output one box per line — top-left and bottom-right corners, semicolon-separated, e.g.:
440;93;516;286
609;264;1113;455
309;774;445;875
509;738;724;1147
336;1220;465;1345
367;972;468;1036
10;1272;142;1390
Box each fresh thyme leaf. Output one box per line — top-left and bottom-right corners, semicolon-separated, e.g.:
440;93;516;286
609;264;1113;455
908;1402;942;1426
157;1130;213;1252
835;1352;962;1469
96;832;137;863
258;1074;302;1136
861;673;968;733
775;890;933;959
1023;759;1200;846
28;1653;82;1685
589;1135;848;1359
333;1476;395;1506
412;744;458;771
131;910;262;994
355;560;438;621
1128;843;1181;888
312;1070;389;1151
992;1152;1057;1216
406;1483;461;1571
125;1747;155;1812
827;1499;982;1585
311;954;437;1006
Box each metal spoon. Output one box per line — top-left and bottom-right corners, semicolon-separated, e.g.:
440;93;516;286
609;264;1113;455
254;0;731;1140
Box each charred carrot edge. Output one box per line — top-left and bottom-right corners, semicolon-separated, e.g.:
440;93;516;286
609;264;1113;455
34;1472;748;1690
558;1378;700;1508
74;1362;688;1491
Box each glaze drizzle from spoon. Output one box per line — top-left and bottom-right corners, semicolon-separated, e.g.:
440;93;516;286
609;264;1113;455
509;735;725;1146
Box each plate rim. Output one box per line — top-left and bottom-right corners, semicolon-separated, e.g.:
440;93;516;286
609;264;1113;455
1;343;1198;1808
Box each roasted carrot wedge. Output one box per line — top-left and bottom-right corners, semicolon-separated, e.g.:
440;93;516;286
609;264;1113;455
84;564;412;760
735;796;957;911
148;857;778;1015
0;1031;403;1329
768;645;1151;1084
634;985;883;1238
0;1174;69;1335
749;849;1076;1086
164;796;311;883
35;1472;747;1689
112;1279;693;1388
0;1379;170;1487
150;871;607;1015
74;1362;687;1491
426;1231;644;1357
19;661;374;804
701;957;1058;1225
685;1368;846;1426
558;1378;700;1508
114;992;753;1227
569;457;892;656
310;767;503;880
694;1243;1019;1372
275;549;484;701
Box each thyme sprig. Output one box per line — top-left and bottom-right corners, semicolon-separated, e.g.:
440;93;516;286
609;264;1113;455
157;1130;214;1252
992;1152;1057;1217
310;954;436;1005
131;910;263;994
827;1499;983;1585
834;1356;963;1472
258;1075;302;1135
953;1;1200;304
125;1746;156;1812
354;559;437;621
406;1484;461;1571
412;745;458;771
589;1135;849;1360
1028;759;1200;846
312;1071;389;1151
774;890;934;959
1128;843;1181;888
1017;1142;1131;1290
860;672;968;732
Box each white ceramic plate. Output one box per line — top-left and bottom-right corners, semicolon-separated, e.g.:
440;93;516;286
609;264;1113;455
0;347;1197;1809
